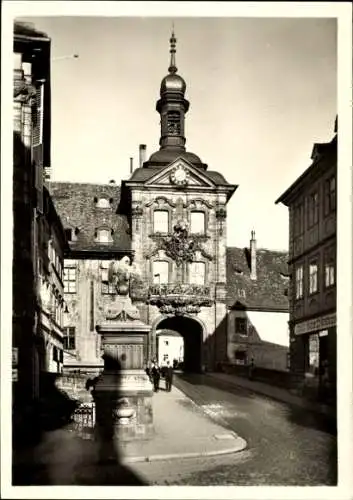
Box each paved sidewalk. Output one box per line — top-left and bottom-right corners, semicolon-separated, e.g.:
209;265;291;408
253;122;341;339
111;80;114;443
12;386;246;485
120;386;246;462
205;372;336;419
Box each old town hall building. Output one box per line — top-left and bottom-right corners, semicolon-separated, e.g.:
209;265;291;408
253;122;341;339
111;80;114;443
50;32;289;375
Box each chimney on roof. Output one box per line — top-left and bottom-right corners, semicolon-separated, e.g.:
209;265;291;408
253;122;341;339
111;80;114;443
139;144;146;168
130;157;134;174
250;230;257;280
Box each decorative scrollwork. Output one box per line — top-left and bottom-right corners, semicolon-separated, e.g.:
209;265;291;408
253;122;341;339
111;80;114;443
183;198;214;209
131;206;143;218
215;207;227;219
148;283;212;315
145;197;177;208
148;220;212;265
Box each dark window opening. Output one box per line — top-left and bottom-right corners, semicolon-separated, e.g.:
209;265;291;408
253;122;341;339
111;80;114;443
235;317;247;335
167;111;181;135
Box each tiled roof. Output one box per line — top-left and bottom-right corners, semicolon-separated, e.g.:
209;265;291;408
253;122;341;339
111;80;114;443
14;22;49;39
49;182;131;253
226;247;289;311
128;167;230;186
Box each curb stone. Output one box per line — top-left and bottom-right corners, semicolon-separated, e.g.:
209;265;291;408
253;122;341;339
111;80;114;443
121;436;247;464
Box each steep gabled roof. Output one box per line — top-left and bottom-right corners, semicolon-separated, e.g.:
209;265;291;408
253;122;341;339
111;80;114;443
226;247;289;311
49;182;131;255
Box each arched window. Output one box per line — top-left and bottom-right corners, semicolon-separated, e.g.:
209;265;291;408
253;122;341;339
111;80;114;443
167;111;181;135
190;212;205;234
153;261;169;284
189;261;205;285
96;198;111;209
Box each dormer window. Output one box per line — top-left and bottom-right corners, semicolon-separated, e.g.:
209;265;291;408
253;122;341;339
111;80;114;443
94;197;111;209
64;227;79;243
95;228;113;244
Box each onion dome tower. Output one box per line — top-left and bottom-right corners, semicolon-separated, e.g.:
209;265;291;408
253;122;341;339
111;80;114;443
146;30;205;168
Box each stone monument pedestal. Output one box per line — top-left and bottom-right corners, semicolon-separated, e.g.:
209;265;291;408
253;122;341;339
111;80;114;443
95;316;153;442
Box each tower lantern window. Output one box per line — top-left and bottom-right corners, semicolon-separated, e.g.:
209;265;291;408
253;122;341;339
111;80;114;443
167;111;180;135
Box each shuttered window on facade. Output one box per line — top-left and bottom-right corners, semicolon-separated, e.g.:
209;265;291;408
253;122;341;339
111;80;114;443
32;84;44;213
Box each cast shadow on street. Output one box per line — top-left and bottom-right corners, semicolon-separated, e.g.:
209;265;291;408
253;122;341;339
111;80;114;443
12;354;147;486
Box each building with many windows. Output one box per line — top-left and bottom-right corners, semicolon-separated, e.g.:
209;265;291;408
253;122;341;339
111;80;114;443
276;119;337;403
13;22;67;443
49;181;132;374
50;31;289;376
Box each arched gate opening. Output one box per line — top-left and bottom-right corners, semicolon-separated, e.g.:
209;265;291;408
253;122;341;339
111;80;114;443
155;316;203;373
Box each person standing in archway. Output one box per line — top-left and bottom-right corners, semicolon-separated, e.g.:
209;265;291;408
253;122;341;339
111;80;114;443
165;361;174;392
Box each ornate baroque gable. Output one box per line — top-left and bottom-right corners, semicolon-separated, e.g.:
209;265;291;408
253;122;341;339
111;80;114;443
144;158;215;188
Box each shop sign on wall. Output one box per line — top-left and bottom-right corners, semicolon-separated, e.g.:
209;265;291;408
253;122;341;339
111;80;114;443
294;313;336;336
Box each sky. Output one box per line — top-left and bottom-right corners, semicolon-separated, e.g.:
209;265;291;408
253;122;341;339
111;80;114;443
17;15;337;250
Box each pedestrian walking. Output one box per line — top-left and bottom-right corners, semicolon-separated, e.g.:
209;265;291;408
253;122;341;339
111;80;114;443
248;358;255;380
165;361;174;392
151;361;160;392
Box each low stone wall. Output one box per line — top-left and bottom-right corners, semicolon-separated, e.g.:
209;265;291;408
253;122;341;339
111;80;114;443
219;362;292;389
56;373;95;403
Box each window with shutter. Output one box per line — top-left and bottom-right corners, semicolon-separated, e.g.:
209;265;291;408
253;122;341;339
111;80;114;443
32;85;44;213
32;85;43;146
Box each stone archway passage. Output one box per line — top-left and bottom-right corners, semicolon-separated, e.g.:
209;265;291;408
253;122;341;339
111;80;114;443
156;316;203;373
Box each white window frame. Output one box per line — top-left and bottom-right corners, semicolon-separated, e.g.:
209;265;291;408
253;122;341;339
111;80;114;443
64;267;77;294
96;228;112;243
96;198;111;209
309;262;318;295
295;265;304;299
190;211;205;235
325;261;335;288
153;210;169;234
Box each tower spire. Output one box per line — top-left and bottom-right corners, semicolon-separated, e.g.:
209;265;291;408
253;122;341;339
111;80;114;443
168;26;177;74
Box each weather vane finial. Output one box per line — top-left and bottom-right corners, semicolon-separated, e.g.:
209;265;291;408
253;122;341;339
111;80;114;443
168;24;177;74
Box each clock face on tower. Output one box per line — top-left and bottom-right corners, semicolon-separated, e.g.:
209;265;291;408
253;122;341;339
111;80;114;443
170;165;188;185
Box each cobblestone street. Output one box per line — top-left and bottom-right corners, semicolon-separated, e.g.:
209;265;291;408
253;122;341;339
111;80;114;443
129;374;337;485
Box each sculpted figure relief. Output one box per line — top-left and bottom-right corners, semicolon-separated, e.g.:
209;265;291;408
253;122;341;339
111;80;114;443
108;256;139;296
105;256;141;321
